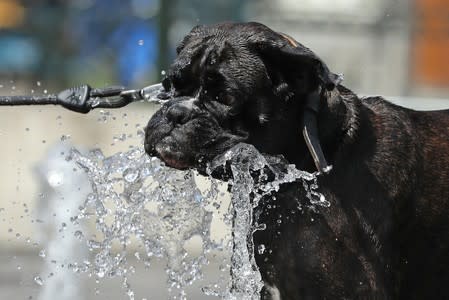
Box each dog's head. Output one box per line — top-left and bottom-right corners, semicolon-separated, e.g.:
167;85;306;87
145;22;342;172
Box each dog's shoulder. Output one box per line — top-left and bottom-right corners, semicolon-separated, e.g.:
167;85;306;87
360;95;407;113
360;94;449;117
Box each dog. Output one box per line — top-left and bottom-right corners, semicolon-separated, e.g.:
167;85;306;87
144;22;449;299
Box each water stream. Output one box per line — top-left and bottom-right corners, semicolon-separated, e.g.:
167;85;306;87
64;141;327;299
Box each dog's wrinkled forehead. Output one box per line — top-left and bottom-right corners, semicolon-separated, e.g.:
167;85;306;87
166;22;282;94
176;22;261;55
177;22;285;50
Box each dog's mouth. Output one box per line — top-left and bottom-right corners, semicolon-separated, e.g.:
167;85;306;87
145;126;196;170
145;135;195;170
154;143;191;169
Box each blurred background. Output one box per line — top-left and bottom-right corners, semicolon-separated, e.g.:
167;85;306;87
0;0;448;299
1;0;449;96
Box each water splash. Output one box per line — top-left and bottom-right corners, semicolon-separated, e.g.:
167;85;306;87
207;143;327;299
66;142;327;299
68;146;218;299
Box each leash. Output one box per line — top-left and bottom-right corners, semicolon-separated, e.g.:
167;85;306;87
0;83;166;113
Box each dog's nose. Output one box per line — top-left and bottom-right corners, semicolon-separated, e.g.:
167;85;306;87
166;99;196;125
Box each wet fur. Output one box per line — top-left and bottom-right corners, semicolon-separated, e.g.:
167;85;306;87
145;22;449;299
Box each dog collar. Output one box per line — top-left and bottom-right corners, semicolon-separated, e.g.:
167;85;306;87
302;89;332;174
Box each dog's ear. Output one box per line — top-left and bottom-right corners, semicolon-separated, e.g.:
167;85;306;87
249;27;337;173
251;31;342;91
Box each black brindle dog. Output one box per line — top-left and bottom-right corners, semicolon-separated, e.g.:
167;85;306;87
144;22;449;299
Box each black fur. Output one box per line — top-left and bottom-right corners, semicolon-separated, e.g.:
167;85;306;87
145;22;449;299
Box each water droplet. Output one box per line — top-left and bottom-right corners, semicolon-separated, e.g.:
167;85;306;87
193;191;203;202
88;240;102;250
60;134;71;141
138;39;144;46
47;171;63;187
161;70;166;76
123;168;139;183
129;192;144;203
36;81;41;86
255;223;266;231
34;275;44;286
38;249;46;258
258;244;266;255
74;230;84;240
113;133;127;142
43;89;47;94
127;289;134;299
96;271;105;278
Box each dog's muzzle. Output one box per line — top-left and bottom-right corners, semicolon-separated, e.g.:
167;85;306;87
145;95;238;170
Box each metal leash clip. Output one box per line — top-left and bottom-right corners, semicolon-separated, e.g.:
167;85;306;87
90;83;167;110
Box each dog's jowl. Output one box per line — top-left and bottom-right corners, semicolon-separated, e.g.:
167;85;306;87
144;22;449;299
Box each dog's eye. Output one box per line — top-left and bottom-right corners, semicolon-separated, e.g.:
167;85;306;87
218;94;234;106
202;71;222;91
205;74;217;85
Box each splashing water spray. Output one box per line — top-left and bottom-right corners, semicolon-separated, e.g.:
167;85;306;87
1;83;329;299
